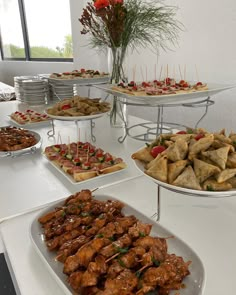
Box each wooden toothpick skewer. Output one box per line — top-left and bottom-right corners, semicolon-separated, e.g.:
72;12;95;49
57;131;60;145
68;136;71;154
172;65;176;81
133;65;136;82
159;65;163;81
195;64;199;82
154;63;157;80
140;66;144;82
178;64;183;80
184;64;186;81
105;252;120;263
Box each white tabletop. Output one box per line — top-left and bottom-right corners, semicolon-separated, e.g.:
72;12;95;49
1;175;236;295
1;101;236;295
0;101;144;222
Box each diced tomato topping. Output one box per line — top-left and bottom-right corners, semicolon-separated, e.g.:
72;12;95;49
150;145;166;158
195;134;204;140
80;68;86;73
196;82;203;86
142;82;150;87
60;150;67;156
162;87;168;91
165;77;171;85
179;80;185;85
96;152;104;158
132;86;138;91
176;130;187;134
73;157;80;163
182;83;189;88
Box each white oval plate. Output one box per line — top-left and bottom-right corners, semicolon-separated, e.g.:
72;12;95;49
0;127;42;157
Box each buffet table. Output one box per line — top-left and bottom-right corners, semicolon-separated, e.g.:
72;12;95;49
0;101;236;295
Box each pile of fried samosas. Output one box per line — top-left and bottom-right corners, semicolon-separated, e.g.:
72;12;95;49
132;128;236;191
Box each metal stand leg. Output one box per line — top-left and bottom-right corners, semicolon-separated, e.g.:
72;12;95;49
151;185;161;221
47;120;55;138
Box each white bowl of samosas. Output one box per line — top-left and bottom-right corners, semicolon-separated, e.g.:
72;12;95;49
132;128;236;197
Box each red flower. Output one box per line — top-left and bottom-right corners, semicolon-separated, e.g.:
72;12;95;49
94;0;110;10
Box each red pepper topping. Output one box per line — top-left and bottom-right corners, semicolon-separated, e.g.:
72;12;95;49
176;130;187;134
150;145;166;158
61;104;71;110
195;134;204;141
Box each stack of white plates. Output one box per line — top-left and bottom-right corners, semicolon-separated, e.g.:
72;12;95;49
51;84;74;100
14;76;49;105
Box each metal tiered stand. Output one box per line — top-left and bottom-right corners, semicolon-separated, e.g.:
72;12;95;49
39;75;110;141
95;83;236;221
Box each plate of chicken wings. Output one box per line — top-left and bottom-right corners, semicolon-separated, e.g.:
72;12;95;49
30;189;205;295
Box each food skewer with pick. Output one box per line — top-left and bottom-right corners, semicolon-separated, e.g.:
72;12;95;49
38;189;191;295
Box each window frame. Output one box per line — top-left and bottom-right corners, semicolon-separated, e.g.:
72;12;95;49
0;0;73;62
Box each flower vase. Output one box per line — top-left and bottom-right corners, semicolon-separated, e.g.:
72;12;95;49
108;46;128;128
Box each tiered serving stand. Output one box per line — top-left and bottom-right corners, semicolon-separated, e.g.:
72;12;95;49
95;83;235;143
95;82;236;220
39;75;110;141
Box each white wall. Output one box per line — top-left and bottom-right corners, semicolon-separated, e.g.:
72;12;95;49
0;0;236;132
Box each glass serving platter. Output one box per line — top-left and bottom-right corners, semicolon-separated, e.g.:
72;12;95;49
30;194;205;295
0;127;42;158
95;83;236;105
134;158;236;198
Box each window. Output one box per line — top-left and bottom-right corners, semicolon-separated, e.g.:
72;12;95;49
0;0;26;59
0;0;73;61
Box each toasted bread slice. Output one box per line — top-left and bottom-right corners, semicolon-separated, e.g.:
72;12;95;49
99;162;127;174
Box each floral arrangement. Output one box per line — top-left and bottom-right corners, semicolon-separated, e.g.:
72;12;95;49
79;0;182;126
80;0;181;52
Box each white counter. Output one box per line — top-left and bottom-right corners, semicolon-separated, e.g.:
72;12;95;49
1;175;236;294
0;101;236;295
0;101;144;222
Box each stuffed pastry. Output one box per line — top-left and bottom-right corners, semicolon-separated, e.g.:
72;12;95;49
226;152;236;168
168;160;188;184
201;146;230;170
165;139;188;162
202;177;232;191
145;155;168;183
172;165;202;190
193;158;221;184
188;134;214;160
131;147;154;163
215;168;236;183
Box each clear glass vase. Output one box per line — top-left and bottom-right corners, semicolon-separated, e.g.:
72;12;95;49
108;46;128;128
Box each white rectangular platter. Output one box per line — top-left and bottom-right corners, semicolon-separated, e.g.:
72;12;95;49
30;194;205;295
44;155;127;185
9;117;51;128
96;83;235;105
